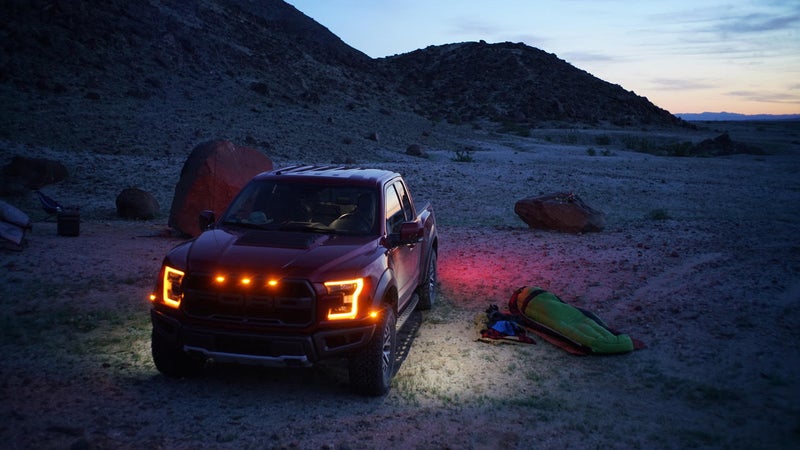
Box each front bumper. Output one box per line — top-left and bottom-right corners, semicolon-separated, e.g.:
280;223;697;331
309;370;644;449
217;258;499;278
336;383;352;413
151;309;377;368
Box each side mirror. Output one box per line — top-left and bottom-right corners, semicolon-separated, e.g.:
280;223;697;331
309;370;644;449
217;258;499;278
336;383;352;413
400;220;424;241
389;220;423;246
198;210;216;231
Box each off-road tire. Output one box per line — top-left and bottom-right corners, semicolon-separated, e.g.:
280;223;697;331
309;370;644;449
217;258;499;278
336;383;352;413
151;329;204;378
416;249;437;310
348;306;396;396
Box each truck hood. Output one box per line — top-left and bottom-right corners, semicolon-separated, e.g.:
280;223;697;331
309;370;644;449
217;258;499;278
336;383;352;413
181;228;380;280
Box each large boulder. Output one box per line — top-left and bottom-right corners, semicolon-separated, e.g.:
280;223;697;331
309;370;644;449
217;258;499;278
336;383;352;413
514;192;605;233
116;188;159;220
1;156;68;192
691;132;763;156
169;140;273;236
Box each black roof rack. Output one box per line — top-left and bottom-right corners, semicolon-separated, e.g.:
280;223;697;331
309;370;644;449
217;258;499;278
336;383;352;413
262;165;401;185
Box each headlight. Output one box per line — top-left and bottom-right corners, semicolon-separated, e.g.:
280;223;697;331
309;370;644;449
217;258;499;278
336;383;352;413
161;266;185;308
324;278;363;320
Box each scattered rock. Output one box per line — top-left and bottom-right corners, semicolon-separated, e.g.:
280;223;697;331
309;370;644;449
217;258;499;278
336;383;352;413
405;143;426;157
116;188;159;220
168;140;273;236
250;81;269;95
514;192;605;233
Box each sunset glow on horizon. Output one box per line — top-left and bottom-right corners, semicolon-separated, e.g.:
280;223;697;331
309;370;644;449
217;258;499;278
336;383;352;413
289;0;800;116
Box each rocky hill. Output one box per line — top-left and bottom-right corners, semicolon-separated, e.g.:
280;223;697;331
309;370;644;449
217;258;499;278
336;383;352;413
381;41;681;128
0;0;681;160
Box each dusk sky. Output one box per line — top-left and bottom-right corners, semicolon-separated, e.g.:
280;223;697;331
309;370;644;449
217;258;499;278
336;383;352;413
289;0;800;115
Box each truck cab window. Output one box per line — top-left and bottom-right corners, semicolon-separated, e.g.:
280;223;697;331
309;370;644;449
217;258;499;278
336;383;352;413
385;184;404;234
394;181;414;221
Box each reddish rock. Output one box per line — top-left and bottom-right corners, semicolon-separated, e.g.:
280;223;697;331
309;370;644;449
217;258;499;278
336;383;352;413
514;192;605;233
169;140;273;236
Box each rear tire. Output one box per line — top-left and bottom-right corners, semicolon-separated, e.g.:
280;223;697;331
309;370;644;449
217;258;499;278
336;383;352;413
348;306;396;396
417;249;437;310
151;329;204;378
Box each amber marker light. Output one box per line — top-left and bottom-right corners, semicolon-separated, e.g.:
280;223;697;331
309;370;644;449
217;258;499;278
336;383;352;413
240;277;252;286
267;279;279;287
149;293;157;302
215;275;226;283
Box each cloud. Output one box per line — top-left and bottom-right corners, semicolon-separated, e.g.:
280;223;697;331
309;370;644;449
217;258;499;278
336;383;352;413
561;51;616;63
641;2;800;60
648;2;800;35
728;89;800;104
714;10;800;34
649;78;716;91
449;18;502;37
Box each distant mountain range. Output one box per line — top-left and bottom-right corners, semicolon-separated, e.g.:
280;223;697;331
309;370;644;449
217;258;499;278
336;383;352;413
676;112;800;121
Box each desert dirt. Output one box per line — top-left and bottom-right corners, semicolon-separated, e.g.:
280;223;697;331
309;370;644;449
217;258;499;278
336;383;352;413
1;121;799;449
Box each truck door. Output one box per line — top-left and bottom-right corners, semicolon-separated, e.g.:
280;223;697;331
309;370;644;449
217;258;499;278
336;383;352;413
385;180;422;308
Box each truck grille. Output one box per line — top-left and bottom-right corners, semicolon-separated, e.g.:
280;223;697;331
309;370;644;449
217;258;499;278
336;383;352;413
181;274;315;326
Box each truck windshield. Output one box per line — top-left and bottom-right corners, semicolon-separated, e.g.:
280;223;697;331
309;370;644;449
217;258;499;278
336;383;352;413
220;180;378;234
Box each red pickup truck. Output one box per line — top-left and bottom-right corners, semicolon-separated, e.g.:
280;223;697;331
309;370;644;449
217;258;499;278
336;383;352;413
149;165;438;395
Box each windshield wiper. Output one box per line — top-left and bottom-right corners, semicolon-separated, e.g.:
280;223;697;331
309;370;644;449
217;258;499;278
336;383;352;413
220;220;274;230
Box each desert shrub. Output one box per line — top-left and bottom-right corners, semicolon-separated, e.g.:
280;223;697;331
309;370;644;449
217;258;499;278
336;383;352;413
646;208;671;220
622;136;664;154
446;112;464;125
564;131;579;144
595;135;611;146
590;148;615;156
663;141;695;157
452;148;474;162
499;121;531;137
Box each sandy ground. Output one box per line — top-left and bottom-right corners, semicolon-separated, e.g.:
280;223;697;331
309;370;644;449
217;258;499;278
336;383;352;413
1;123;800;449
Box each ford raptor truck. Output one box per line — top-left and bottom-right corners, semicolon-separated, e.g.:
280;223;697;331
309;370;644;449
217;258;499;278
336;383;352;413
149;165;438;395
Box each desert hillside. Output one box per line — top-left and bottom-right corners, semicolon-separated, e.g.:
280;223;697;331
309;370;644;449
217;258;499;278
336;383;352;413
2;0;685;162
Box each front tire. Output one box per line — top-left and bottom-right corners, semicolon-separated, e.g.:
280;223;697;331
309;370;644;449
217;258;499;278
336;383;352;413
348;307;396;396
417;249;437;310
151;329;204;378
